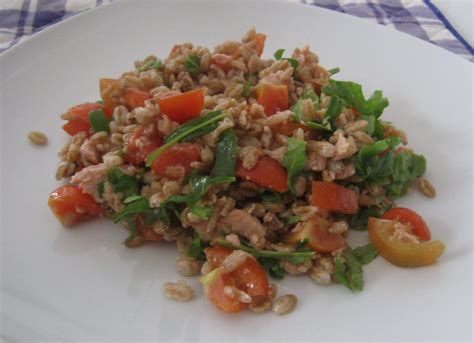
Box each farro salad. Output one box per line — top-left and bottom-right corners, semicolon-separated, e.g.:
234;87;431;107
48;28;445;314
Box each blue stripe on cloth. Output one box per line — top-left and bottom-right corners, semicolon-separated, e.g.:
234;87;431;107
423;0;473;55
0;10;25;29
7;0;31;50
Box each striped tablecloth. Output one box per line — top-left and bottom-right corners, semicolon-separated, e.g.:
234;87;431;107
0;0;472;61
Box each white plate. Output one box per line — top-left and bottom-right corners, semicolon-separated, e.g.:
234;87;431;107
1;1;472;341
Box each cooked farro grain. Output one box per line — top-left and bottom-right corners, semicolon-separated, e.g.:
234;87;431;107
47;28;437;316
28;130;48;145
163;280;194;302
417;178;436;198
272;294;297;315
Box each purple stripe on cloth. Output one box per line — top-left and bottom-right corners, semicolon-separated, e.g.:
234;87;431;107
367;0;385;25
0;10;26;29
7;0;31;50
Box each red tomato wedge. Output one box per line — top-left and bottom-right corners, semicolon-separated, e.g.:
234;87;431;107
122;89;152;109
311;181;359;214
62;118;90;136
99;78;120;111
236;156;288;193
62;102;112;136
284;216;346;253
151;143;201;179
124;125;163;165
202;268;247;313
255;33;266;57
256;84;288;116
157;88;204;123
48;185;101;226
136;216;162;241
382;207;431;241
204;246;270;308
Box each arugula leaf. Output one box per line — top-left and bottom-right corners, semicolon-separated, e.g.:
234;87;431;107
162;174;235;220
388;150;426;197
273;48;299;69
185;54;200;76
95;100;104;104
282;215;301;225
188;237;208;261
351;243;378;265
292;89;319;122
283;138;306;194
325;96;345;123
216;239;315;264
322;80;389;137
212;129;237;177
89;109;110;133
334;243;378;292
294;238;310;250
349;204;391;231
242;79;252;98
138;59;162;73
113;196;156;223
123;194;143;204
107;166;140;196
98;181;105;199
305;121;331;131
355;137;401;185
261;191;282;203
258;257;285;280
328;67;340;76
146;111;228;166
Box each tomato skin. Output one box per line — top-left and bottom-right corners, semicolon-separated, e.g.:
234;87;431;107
256;84;288;116
136;216;162;241
382;208;431;241
124;125;163;165
99;78;120;111
205;246;270;307
255;33;266;57
202;268;247;313
368;217;445;268
157;89;204;123
122;89;151;109
62;102;112;136
62;118;90;136
151;143;201;179
284;216;346;253
48;185;101;226
311;181;359;214
236;157;288;193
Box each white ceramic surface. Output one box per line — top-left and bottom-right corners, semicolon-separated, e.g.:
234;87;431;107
1;1;472;341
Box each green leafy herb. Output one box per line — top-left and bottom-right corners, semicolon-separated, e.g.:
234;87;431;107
137;59;162;72
388;150;426;197
216;239;315;265
98;181;105;199
242;80;252;98
162;174;235;220
282;215;301;225
146;111;228;166
324;96;345;123
328;67;340;76
322;80;389;138
107;166;140;197
188;237;208;261
292;89;319;122
334;243;378;292
355;137;401;185
113;196;156;224
295;238;310;250
258;257;285;280
273;48;299;69
283;138;306;194
212;129;237;177
349;204;391;231
185;54;200;76
123;194;144;204
95;100;104;104
261;191;283;203
89;109;110;133
305;121;331;131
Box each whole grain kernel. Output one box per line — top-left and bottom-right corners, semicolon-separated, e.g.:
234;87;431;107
28;131;48;145
272;294;297;315
417;178;436;198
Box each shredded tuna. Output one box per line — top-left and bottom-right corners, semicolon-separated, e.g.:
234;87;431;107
220;209;266;248
70;164;108;201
